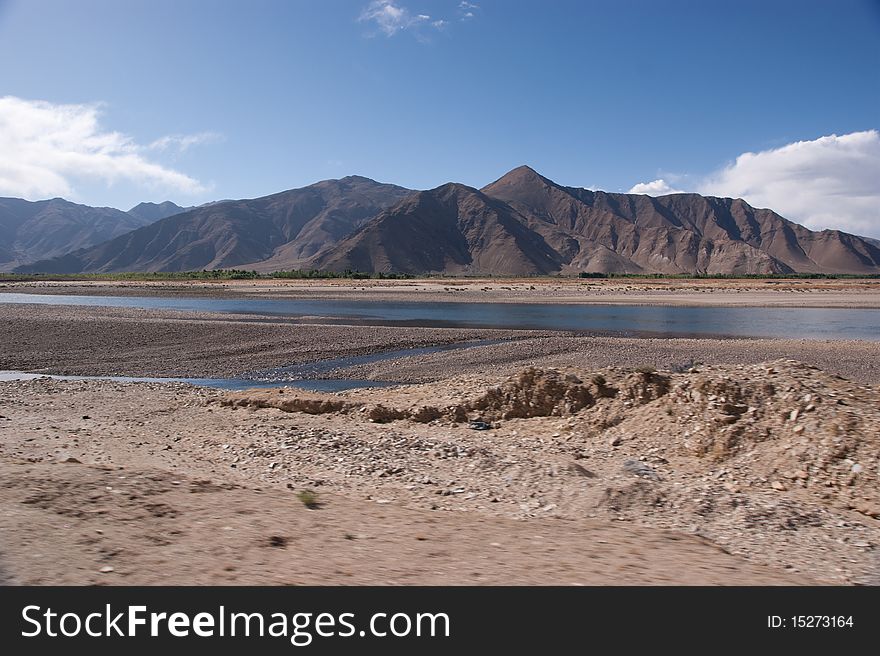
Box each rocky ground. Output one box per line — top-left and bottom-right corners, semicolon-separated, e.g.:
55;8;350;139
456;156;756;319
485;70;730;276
1;304;879;384
220;360;880;585
331;334;880;385
0;304;527;378
1;281;877;585
1;358;878;585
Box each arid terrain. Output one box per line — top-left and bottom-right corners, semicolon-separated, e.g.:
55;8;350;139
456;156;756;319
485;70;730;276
1;279;878;585
5;276;880;307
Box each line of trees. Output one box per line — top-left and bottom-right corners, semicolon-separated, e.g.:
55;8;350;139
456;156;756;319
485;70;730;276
3;270;878;282
1;269;415;282
577;272;880;280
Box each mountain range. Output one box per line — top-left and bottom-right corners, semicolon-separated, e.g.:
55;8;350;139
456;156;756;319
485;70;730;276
17;177;410;274
10;166;880;275
126;201;194;223
0;198;188;271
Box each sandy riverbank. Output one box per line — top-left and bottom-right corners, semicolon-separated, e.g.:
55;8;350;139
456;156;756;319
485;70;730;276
2;357;878;585
4;276;880;308
0;457;804;585
0;304;529;378
1;303;878;384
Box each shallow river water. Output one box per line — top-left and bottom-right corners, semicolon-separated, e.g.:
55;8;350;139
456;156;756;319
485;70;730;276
2;292;878;340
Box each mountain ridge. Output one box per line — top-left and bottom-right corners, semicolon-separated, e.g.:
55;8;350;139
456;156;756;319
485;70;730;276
16;177;412;274
0;196;196;270
304;166;880;275
126;201;192;223
12;167;880;275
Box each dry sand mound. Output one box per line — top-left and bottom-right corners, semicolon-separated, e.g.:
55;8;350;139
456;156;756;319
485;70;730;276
224;361;879;521
218;359;880;583
469;368;597;419
223;360;880;518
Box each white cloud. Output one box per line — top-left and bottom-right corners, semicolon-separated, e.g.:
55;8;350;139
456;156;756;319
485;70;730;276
627;179;685;196
0;96;212;200
148;132;222;153
627;131;880;238
360;1;473;37
459;1;479;20
359;1;431;36
698;131;880;237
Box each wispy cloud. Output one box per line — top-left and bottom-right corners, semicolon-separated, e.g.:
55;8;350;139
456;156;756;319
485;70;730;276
359;1;476;38
459;1;479;20
627;130;880;238
359;1;429;37
148;132;223;153
0;96;214;200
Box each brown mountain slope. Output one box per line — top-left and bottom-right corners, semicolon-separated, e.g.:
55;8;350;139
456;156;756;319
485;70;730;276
479;166;880;275
17;177;411;274
16;166;880;276
126;201;192;223
308;183;563;275
0;197;159;270
307;167;879;275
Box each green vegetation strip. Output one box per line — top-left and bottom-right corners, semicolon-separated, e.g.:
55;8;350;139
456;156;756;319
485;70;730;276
0;269;414;282
1;270;879;282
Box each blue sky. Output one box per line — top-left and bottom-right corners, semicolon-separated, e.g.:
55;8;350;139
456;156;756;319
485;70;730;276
0;0;878;234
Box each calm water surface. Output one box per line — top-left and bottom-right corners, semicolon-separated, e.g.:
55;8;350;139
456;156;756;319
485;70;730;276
1;292;877;340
